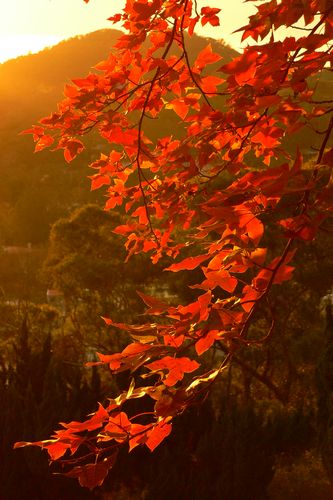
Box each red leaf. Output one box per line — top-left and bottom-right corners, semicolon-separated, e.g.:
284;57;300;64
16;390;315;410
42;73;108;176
104;412;132;441
201;7;221;27
256;95;281;108
146;421;172;451
251;127;282;149
168;98;189;119
63;84;80;99
241;285;261;312
34;135;54;152
113;224;137;235
239;213;264;245
20;125;44;140
165;254;209;272
137;291;169;314
279;216;322;241
89;174;111;191
64;139;84;163
145;356;200;386
46;441;71;460
129;423;150;451
322;148;333;166
14;438;75;460
154;388;189;417
220;51;257;85
198;290;212;322
64;454;117;489
201;269;238;293
103;126;137;147
195;330;221;355
61;403;109;432
188;16;200;36
200;75;224;92
194;44;222;71
108;13;122;23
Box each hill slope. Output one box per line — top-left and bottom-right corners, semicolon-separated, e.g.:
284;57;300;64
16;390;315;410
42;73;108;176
0;29;236;245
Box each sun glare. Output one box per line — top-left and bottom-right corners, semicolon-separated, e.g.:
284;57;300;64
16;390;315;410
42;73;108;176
0;34;62;64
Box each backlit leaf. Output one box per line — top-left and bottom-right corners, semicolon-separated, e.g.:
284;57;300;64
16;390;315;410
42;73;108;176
165;254;209;272
146;421;172;451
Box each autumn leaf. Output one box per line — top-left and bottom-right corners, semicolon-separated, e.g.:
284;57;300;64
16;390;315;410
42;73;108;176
322;148;333;167
193;43;222;71
104;412;132;442
129;423;150;451
165;254;209;272
89;174;111;190
195;330;221;355
63;84;80;99
137;291;170;314
241;285;262;312
200;75;225;93
199;265;238;293
61;403;109;433
63;139;84;163
145;356;200;386
63;454;117;490
45;441;71;460
200;6;221;27
154;388;189;417
185;369;220;392
34;135;54;152
220;50;258;85
146;420;172;452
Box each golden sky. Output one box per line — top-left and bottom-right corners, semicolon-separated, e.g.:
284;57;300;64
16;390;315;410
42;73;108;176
0;0;257;63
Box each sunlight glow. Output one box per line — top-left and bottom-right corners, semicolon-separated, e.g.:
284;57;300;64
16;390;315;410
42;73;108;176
0;34;62;64
0;0;255;65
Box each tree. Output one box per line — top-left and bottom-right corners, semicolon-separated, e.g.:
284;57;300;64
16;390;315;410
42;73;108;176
0;301;105;499
317;291;333;485
42;203;192;354
15;0;333;490
43;204;144;351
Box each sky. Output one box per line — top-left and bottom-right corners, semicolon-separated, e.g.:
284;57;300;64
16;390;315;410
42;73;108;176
0;0;256;64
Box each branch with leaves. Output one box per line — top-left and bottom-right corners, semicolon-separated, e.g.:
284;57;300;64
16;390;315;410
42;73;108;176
15;0;333;490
